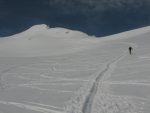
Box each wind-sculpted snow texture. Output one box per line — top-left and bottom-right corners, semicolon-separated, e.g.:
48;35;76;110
0;25;150;113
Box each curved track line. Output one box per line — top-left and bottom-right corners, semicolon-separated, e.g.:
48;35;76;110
0;100;64;113
82;54;125;113
0;66;17;90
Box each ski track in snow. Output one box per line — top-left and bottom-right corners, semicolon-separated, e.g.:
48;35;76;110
0;66;17;90
65;42;139;113
0;100;64;113
106;81;150;86
82;54;125;113
66;50;130;113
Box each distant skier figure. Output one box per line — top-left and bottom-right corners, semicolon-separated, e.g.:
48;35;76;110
129;46;133;55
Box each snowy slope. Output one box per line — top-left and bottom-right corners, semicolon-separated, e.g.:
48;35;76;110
0;25;150;113
0;24;97;57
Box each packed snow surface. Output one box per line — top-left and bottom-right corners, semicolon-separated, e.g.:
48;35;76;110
0;24;150;113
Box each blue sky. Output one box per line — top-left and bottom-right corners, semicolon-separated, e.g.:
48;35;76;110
0;0;150;37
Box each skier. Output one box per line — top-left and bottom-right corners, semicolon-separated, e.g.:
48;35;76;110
128;46;133;55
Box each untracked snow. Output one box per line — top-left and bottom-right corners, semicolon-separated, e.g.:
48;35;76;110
0;24;150;113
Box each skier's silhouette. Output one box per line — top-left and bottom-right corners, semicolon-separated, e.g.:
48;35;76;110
129;46;133;55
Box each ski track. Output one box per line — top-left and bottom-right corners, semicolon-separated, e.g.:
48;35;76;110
23;101;64;111
82;54;125;113
0;100;64;113
106;81;150;86
0;66;17;90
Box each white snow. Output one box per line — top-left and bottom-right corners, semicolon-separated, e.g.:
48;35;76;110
0;24;150;113
0;24;97;57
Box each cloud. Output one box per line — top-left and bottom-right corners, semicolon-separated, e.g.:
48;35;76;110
47;0;150;14
1;0;150;37
0;0;4;4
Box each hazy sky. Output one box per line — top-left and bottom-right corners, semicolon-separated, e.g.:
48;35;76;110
0;0;150;37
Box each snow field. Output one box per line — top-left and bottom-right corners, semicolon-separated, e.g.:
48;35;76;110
0;25;150;113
